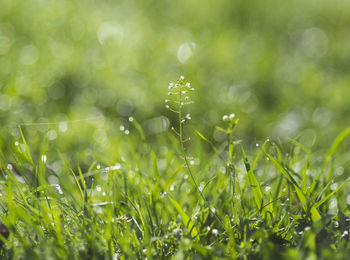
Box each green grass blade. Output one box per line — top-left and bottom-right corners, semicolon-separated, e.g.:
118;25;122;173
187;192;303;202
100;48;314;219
314;177;350;209
19;127;35;167
241;145;264;213
322;127;350;169
261;147;321;221
130;117;146;142
169;197;199;240
194;129;221;158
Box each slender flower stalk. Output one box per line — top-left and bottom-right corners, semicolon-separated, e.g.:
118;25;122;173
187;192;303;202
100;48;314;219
166;76;204;200
166;76;224;227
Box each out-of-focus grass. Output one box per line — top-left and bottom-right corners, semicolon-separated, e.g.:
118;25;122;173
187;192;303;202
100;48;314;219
1;0;350;163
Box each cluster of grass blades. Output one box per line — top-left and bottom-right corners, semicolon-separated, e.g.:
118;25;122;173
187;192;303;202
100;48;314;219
0;77;349;259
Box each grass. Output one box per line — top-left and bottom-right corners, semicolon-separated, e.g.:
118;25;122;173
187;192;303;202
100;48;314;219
0;77;349;259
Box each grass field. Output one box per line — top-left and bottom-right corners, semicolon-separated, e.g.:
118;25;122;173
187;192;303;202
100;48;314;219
1;0;350;259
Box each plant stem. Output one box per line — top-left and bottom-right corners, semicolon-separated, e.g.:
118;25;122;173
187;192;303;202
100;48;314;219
178;89;224;227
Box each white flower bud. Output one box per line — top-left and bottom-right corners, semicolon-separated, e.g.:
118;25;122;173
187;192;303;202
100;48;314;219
180;75;184;80
222;115;228;121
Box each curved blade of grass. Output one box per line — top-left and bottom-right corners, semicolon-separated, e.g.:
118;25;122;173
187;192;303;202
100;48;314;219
130;117;146;142
241;145;264;213
322;127;350;169
310;127;350;194
58;152;84;201
261;147;321;221
19;127;35;167
169;197;198;240
314;177;350;209
194;129;221;158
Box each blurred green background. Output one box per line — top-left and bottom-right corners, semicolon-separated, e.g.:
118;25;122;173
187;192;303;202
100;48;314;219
1;0;350;165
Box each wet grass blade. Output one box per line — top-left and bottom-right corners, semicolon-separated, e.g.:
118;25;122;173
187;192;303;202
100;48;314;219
19;127;35;167
241;145;264;213
314;177;350;209
322;127;350;169
261;147;321;221
169;197;199;240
